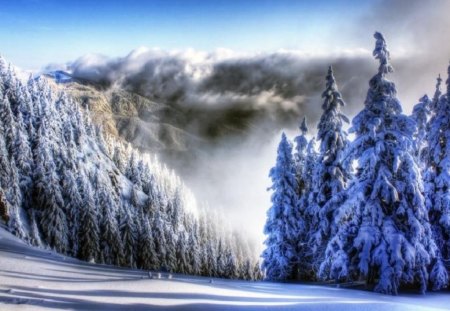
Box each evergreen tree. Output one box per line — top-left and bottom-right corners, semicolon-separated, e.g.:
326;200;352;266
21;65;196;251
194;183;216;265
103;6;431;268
425;65;450;283
320;32;444;294
137;217;160;270
98;184;123;266
165;223;178;273
262;133;301;280
308;66;350;275
153;212;167;270
187;221;201;275
61;169;82;256
411;95;431;168
78;180;100;262
176;231;190;274
120;206;138;268
293;117;314;279
39;162;69;254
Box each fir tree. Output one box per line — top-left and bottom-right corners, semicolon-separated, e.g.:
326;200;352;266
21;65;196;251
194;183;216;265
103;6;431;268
61;169;82;256
425;65;450;284
308;66;350;276
137;217;160;270
411;95;431;168
293;117;315;279
120;206;138;268
39;163;69;254
98;184;123;266
262;133;300;280
78;180;100;262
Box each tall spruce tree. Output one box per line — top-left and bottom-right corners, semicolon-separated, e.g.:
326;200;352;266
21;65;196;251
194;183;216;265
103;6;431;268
293;117;314;279
78;179;100;262
425;65;450;282
120;205;138;268
137;217;160;270
319;32;445;294
411;95;431;168
262;133;301;280
308;66;350;275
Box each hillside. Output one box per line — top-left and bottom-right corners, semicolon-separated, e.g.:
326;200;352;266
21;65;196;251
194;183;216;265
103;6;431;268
0;57;259;280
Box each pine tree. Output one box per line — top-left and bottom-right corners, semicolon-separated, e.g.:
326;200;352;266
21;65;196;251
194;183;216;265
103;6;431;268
78;180;100;262
98;184;123;266
153;212;167;270
320;32;444;294
293;117;315;279
294;117;308;167
307;66;351;276
61;169;82;256
176;231;190;274
39;162;69;254
120;206;138;268
137;217;160;270
411;95;431;168
262;133;300;280
425;65;450;284
187;221;201;275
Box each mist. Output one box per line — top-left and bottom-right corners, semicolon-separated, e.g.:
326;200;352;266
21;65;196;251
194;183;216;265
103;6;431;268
47;0;450;250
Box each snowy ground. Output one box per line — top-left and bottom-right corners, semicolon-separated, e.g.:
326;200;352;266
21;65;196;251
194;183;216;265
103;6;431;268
0;228;448;310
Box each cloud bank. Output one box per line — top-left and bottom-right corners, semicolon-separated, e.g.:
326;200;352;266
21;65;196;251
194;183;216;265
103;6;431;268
66;48;379;142
51;0;450;248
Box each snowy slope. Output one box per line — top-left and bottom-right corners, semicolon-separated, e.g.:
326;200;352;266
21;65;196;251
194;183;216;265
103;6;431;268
0;228;448;311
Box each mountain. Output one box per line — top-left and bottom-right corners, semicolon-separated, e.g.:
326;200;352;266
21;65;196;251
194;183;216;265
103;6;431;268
41;75;211;177
0;57;260;280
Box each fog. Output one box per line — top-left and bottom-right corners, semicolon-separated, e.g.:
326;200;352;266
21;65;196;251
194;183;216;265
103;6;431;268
49;0;450;251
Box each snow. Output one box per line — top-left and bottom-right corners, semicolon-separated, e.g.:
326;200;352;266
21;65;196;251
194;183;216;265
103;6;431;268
0;228;448;310
44;71;73;84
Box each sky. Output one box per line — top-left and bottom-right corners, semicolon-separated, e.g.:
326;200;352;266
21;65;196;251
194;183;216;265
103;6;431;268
0;0;375;69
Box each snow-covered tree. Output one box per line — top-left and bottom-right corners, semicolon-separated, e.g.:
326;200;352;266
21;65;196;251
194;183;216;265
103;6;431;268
425;65;450;280
137;217;159;270
61;169;82;256
39;157;69;254
411;95;431;167
120;206;138;268
98;183;123;266
78;180;100;262
262;133;301;280
320;32;445;294
176;231;190;274
152;212;167;270
308;66;350;275
292;117;315;279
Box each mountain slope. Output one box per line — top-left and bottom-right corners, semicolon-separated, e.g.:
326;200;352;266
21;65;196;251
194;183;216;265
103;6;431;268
46;78;205;153
0;57;259;280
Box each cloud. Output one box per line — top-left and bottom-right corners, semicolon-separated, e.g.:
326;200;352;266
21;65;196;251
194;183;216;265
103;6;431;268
60;0;450;247
67;48;380;143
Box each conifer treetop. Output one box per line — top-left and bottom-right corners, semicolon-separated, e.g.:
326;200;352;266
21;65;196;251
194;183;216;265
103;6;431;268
373;32;393;76
447;62;450;97
321;65;345;110
419;94;430;103
300;117;308;135
432;74;442;110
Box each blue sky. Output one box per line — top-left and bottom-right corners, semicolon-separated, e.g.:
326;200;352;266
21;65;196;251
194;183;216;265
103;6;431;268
1;0;375;69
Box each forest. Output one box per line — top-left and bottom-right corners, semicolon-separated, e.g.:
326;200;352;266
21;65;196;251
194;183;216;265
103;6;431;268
262;32;450;295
